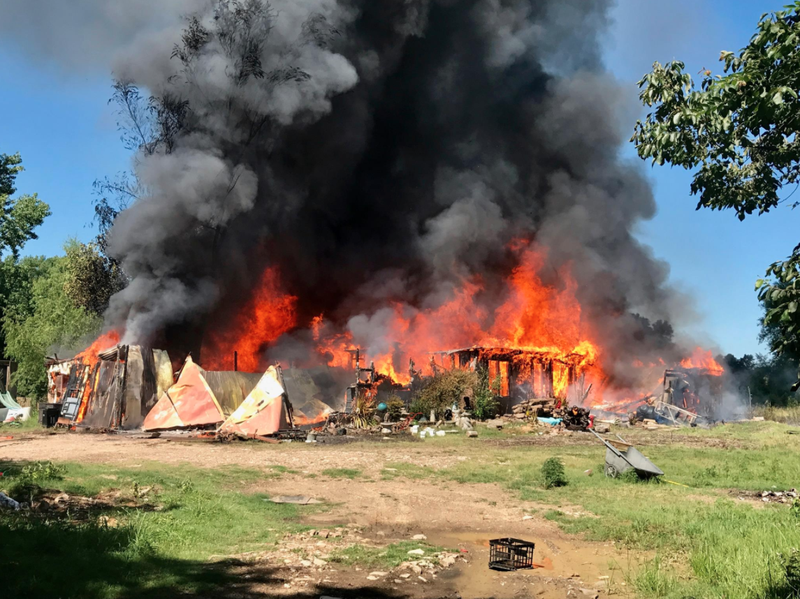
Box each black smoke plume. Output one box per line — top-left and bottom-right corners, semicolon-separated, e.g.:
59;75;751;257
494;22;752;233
7;0;701;386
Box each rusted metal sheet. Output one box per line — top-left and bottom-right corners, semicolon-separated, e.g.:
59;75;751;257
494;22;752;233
204;371;262;416
123;346;145;428
218;367;288;436
142;391;185;430
82;349;127;429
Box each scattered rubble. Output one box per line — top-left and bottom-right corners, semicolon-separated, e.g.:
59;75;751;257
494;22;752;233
225;526;465;593
757;489;799;504
511;398;559;420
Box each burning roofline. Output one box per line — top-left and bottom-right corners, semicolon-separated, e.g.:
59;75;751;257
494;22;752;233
431;346;595;364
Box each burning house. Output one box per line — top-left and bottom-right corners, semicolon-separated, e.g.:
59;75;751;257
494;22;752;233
431;346;594;404
30;1;742;421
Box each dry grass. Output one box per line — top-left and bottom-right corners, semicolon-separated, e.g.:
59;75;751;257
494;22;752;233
752;405;800;425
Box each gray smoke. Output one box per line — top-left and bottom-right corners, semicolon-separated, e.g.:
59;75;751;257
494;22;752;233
5;0;700;387
0;0;201;70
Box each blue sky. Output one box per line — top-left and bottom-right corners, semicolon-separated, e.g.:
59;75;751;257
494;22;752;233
606;0;798;357
0;0;796;358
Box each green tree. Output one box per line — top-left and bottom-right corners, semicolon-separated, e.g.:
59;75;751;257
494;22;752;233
0;153;51;259
0;255;46;357
3;256;101;397
63;239;127;316
0;153;52;367
632;4;800;376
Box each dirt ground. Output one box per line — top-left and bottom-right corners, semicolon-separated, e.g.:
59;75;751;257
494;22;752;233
1;431;639;598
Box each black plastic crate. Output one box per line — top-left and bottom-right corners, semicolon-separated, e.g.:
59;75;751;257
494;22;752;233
489;538;535;571
38;403;61;428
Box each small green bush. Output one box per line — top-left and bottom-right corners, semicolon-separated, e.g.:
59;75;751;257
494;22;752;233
541;457;568;489
385;396;405;421
792;498;800;521
472;367;500;420
21;461;66;482
410;369;476;418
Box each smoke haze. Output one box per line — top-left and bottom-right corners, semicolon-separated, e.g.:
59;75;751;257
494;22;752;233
3;0;706;388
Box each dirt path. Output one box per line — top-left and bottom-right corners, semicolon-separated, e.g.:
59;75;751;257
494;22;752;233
1;432;637;598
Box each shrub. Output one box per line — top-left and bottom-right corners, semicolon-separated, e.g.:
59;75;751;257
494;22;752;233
385;396;405;421
472;366;500;420
541;457;568;489
352;389;378;428
410;369;476;418
21;461;66;482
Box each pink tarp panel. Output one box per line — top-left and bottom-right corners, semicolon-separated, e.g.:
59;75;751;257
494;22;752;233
142;393;185;431
143;357;224;431
218;367;286;437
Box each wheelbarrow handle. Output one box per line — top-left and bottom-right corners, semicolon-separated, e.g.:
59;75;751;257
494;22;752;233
589;429;606;443
590;428;626;457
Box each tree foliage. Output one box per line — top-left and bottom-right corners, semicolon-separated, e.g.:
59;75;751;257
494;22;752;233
410;369;476;417
0;256;47;359
0;152;52;369
723;351;799;406
63;239;127;316
3;257;102;397
632;4;800;370
0;153;51;259
756;248;800;363
0;153;108;397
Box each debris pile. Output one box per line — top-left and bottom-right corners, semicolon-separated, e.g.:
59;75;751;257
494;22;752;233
757;489;799;504
555;405;592;431
510;398;558;420
0;486;160;518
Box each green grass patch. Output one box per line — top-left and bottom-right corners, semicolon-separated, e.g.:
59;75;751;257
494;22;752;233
0;459;322;599
330;541;443;568
321;468;362;479
264;464;298;478
378;422;800;598
0;411;42;431
381;462;433;480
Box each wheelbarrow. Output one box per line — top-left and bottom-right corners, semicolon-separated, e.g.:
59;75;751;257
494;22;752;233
590;429;664;479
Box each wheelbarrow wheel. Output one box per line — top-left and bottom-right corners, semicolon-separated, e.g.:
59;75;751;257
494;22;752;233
605;464;619;478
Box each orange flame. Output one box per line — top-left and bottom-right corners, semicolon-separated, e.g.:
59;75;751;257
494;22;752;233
313;243;599;392
201;267;298;371
680;347;724;376
75;330;121;368
196;242;725;416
